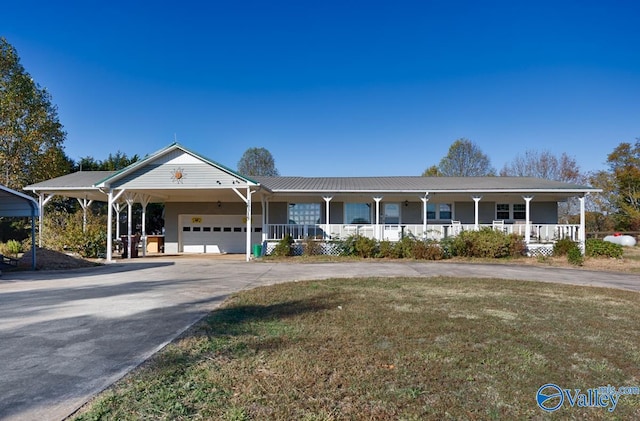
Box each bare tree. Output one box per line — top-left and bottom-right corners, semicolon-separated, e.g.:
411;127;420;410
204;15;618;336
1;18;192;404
499;150;581;183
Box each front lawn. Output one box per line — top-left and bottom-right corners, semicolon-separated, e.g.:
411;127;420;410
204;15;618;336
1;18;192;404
74;277;640;420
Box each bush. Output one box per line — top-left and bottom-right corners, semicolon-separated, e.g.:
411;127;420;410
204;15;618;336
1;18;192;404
568;246;584;266
41;209;108;258
413;239;445;260
393;236;416;259
302;237;323;256
553;238;577;257
449;228;524;258
354;235;378;258
273;235;294;257
3;239;22;257
585;238;623;258
377;240;395;258
438;237;455;259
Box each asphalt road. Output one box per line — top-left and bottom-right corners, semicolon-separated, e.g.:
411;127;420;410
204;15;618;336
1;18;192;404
2;257;640;420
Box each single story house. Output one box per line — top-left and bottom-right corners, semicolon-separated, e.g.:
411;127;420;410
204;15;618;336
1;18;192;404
25;143;600;261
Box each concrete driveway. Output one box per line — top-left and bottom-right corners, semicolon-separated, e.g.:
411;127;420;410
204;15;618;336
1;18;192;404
2;258;640;420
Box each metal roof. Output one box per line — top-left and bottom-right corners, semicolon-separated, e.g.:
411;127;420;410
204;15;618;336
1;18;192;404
25;171;116;190
253;176;599;193
0;184;39;217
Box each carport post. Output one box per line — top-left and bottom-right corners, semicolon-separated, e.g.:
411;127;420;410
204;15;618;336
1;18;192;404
37;193;55;247
246;187;255;262
30;203;37;270
106;189;126;262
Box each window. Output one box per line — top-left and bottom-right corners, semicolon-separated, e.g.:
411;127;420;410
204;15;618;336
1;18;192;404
383;203;400;224
345;203;371;224
496;203;527;220
496;204;510;220
289;203;321;225
513;204;526;220
439;204;452;220
426;203;453;220
427;203;436;220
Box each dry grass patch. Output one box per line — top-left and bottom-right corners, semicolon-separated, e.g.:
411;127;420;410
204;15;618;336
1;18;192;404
74;277;640;420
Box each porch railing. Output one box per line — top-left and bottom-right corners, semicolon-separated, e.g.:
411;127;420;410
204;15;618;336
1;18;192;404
265;223;581;243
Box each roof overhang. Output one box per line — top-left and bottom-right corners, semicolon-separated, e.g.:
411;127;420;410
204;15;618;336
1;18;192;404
0;185;39;217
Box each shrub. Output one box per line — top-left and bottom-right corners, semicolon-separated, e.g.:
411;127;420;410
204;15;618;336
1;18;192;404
354;236;378;258
449;228;523;258
41;209;108;258
508;234;527;257
393;236;416;259
438;237;455;259
412;239;445;260
568;246;584;266
585;238;623;258
377;240;395;258
337;235;358;256
3;239;22;257
273;235;294;257
302;237;323;256
553;238;577;257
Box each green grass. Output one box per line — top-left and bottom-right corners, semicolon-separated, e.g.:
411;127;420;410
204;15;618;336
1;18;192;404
74;277;640;420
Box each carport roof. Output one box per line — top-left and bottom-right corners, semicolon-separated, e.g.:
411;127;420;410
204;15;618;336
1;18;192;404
0;184;39;217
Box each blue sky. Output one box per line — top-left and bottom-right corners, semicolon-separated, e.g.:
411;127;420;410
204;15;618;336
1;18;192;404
4;1;639;176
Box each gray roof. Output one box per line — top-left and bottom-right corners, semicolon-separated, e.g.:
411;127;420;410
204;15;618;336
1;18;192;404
25;171;116;190
254;176;598;193
25;173;599;195
0;184;38;217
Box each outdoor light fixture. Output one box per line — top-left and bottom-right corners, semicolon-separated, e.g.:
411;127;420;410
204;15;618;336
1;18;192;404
217;201;222;207
404;200;409;207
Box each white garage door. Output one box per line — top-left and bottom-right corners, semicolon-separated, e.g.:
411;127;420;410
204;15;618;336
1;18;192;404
179;214;262;254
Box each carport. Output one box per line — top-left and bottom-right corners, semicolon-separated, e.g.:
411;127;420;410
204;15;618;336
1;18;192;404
0;184;38;270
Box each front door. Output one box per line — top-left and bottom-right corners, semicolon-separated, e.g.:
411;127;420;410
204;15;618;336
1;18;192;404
383;203;400;240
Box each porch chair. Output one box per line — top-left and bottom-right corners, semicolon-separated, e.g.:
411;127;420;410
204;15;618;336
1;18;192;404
451;220;462;236
492;220;505;232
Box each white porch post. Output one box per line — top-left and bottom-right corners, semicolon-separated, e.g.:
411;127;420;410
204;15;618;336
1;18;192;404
106;189;125;262
139;194;151;257
523;196;534;244
420;193;429;239
37;193;55;247
77;197;94;233
246;187;255;261
114;203;124;239
373;197;383;240
323;196;333;240
261;196;268;243
232;186;253;262
579;195;586;254
107;191;113;261
125;192;136;260
472;196;482;230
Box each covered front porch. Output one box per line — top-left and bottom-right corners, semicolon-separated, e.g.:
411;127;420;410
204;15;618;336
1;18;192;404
264;222;581;243
258;186;589;254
